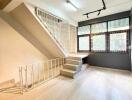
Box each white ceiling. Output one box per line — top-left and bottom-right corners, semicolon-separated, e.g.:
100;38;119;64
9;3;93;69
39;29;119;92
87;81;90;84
3;0;132;25
28;0;132;21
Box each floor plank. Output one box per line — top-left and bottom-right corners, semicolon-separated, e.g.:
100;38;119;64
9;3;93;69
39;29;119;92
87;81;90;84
0;66;132;100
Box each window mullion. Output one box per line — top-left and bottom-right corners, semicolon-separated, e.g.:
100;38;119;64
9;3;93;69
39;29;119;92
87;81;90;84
90;24;92;52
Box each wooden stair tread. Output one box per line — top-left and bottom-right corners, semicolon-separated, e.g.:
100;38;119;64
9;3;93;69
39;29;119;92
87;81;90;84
64;64;78;66
61;69;76;74
66;59;81;62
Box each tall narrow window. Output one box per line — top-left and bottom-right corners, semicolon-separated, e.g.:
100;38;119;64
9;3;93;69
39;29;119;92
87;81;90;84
110;32;127;51
91;22;107;51
108;18;129;52
79;36;89;51
92;35;106;51
78;25;90;52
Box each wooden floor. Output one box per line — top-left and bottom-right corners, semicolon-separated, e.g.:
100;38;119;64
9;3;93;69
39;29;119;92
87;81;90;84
0;66;132;100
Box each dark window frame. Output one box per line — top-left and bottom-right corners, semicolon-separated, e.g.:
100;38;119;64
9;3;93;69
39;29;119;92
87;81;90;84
78;34;90;52
91;32;107;52
108;30;129;53
77;17;130;53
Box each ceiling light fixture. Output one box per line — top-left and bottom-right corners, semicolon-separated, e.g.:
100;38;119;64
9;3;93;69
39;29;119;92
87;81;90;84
97;10;101;16
83;0;106;18
66;0;78;11
87;14;89;18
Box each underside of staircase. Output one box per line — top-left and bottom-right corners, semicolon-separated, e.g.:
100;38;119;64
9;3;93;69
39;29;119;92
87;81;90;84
60;56;83;78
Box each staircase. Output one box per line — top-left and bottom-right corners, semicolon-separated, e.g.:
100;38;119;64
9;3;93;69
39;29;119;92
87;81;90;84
60;56;82;78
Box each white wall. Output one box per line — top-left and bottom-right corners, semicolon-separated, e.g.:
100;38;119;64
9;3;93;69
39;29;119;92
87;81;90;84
69;25;77;53
0;18;48;83
3;0;77;26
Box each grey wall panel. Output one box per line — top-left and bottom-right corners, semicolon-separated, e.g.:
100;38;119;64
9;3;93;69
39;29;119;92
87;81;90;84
87;53;131;71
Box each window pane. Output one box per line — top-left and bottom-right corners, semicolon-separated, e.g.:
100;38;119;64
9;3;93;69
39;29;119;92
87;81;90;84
110;33;127;51
91;22;107;33
92;35;106;51
108;18;129;31
78;25;90;35
79;36;89;50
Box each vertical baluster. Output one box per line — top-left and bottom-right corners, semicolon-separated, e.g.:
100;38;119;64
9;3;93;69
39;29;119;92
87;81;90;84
43;62;45;81
46;62;48;80
39;63;43;82
63;57;65;65
58;58;60;75
49;60;51;79
46;61;49;80
37;63;40;83
61;58;63;69
56;59;57;76
51;60;53;78
31;65;34;88
53;60;55;77
45;62;47;80
54;18;55;37
19;67;22;90
49;60;52;78
48;61;50;79
55;59;57;76
19;66;23;94
25;66;28;91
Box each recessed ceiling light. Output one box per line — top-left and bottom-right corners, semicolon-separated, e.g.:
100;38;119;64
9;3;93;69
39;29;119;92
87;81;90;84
66;0;78;11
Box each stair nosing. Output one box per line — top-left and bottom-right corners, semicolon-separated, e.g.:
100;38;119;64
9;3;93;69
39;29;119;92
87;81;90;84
64;64;79;66
61;69;76;73
66;59;81;62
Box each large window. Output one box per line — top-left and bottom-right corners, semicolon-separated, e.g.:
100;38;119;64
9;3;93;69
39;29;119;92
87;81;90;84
78;25;90;51
78;17;129;52
91;22;107;33
92;35;106;51
91;22;107;51
78;25;90;35
110;32;127;51
108;18;129;32
79;36;89;51
108;18;129;52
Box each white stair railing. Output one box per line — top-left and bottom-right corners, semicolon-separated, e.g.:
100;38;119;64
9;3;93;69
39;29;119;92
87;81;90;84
19;58;65;93
35;7;70;53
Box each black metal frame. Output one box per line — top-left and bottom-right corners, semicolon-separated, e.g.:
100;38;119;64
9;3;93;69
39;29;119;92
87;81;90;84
77;17;130;53
83;0;106;18
66;0;78;10
108;30;129;53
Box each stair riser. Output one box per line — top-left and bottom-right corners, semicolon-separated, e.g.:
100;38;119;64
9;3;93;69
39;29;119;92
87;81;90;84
63;65;78;71
66;57;81;61
65;60;81;65
60;71;75;78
